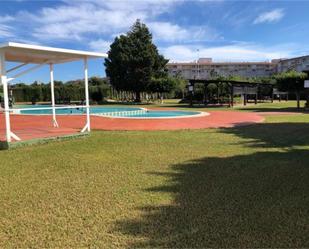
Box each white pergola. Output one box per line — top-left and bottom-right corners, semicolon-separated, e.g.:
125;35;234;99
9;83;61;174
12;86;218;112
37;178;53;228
0;42;107;143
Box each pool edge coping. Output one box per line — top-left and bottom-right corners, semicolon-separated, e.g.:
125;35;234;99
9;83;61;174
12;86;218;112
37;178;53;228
12;106;210;119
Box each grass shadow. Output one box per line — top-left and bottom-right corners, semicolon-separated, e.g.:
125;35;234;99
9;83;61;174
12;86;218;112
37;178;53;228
113;123;309;248
239;107;309;113
222;122;309;148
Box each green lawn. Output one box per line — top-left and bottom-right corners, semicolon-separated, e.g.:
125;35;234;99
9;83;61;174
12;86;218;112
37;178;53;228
0;112;308;247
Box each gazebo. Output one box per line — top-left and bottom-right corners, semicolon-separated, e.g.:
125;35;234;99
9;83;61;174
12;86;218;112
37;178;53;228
0;42;107;144
187;79;274;107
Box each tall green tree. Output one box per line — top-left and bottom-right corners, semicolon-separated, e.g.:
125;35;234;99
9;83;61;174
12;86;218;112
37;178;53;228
275;70;307;108
105;20;168;102
173;76;187;99
148;77;177;94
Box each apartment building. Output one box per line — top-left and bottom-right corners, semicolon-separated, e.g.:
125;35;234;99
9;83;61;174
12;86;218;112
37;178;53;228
167;56;309;79
276;55;309;73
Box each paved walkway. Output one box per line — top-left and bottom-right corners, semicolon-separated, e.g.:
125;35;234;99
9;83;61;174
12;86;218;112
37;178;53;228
0;111;265;142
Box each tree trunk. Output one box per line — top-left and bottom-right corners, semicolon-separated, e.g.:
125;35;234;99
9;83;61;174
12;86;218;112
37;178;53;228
135;91;141;102
243;94;247;106
217;84;220;104
296;91;300;109
189;90;193;107
204;86;207;106
230;85;234;107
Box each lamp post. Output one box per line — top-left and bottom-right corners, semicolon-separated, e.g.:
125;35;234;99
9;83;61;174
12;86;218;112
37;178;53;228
188;82;194;107
305;80;309;109
196;49;200;79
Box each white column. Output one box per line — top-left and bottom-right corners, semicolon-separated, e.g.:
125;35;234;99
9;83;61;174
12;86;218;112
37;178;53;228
0;52;11;142
84;57;90;132
49;63;58;127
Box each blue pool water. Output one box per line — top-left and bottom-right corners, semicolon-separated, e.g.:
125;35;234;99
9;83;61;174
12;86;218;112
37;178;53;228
17;105;142;115
14;105;203;118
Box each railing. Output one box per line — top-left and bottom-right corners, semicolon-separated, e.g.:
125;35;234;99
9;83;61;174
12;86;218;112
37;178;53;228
95;109;147;117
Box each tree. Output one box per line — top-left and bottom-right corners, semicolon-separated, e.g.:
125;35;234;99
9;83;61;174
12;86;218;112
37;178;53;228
173;76;187;99
275;70;307;108
105;20;168;102
8;77;111;104
148;77;177;94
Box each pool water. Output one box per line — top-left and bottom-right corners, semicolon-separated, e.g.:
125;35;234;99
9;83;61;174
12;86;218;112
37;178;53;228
17;105;142;115
14;105;205;118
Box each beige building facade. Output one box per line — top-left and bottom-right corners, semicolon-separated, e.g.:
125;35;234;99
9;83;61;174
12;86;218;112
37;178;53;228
167;56;309;79
276;56;309;73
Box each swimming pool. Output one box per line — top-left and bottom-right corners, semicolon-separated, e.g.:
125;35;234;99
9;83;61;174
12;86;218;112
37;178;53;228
15;105;144;115
13;105;208;119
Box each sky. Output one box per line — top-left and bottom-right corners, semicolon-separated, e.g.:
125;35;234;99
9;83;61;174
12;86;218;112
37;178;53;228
1;0;309;83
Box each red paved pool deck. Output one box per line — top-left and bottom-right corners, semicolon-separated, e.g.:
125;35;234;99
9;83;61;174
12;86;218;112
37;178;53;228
0;111;264;142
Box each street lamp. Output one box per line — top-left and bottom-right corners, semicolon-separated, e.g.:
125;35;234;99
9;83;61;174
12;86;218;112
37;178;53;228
197;49;200;79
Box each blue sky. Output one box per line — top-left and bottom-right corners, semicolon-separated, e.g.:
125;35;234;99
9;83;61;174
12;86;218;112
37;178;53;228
1;0;309;83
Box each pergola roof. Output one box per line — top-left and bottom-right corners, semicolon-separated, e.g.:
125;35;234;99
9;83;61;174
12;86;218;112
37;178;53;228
0;42;108;64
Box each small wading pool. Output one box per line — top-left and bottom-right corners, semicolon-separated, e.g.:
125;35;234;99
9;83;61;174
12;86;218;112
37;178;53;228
13;105;208;119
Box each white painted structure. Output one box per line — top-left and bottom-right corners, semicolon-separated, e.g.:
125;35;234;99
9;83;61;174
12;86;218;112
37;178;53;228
0;42;107;143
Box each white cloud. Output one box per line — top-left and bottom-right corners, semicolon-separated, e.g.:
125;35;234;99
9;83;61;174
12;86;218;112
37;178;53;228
253;9;285;24
24;3;145;41
0;15;15;38
0;15;14;23
149;22;188;42
64;0;180;14
18;0;181;42
9;0;221;48
161;43;295;62
89;39;111;53
0;24;14;38
148;22;221;42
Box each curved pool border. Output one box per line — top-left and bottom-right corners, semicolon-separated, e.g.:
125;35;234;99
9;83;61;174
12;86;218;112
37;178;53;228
98;110;210;119
12;106;146;116
13;106;209;119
